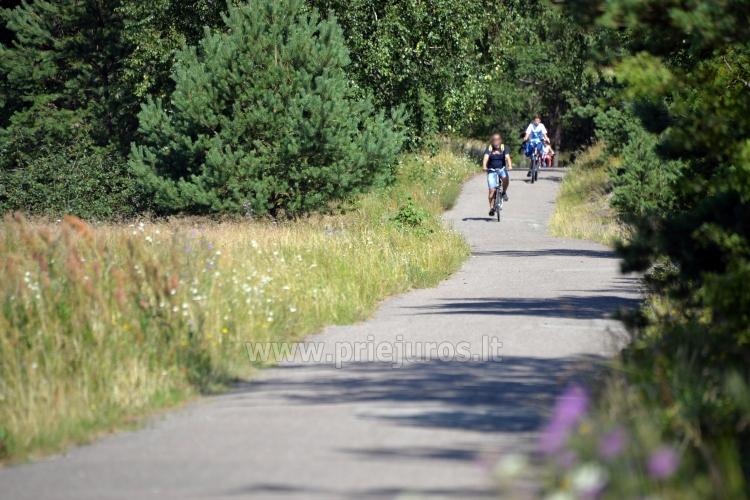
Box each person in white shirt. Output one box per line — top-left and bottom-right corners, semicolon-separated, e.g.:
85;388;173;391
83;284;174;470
523;113;550;176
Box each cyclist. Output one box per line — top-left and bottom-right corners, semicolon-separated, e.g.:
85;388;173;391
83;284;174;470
543;142;555;168
523;114;550;177
482;133;513;216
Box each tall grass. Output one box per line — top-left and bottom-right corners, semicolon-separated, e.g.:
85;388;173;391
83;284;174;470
0;148;475;462
549;143;626;246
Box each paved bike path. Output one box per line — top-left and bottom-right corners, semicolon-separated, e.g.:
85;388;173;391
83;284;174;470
0;168;640;499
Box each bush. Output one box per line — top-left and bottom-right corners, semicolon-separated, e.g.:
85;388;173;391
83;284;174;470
609;126;683;221
392;197;434;235
130;0;405;217
0;123;141;219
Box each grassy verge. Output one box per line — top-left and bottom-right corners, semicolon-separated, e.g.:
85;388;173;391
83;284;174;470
0;147;475;462
548;143;625;246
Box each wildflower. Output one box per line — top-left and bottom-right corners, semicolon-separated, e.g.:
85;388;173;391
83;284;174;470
544;492;574;500
539;384;589;455
289;306;297;313
557;449;578;468
647;446;679;479
571;463;608;498
598;427;627;460
221;327;229;334
145;236;153;243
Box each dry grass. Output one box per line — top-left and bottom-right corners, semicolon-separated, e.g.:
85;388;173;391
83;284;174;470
549;143;626;246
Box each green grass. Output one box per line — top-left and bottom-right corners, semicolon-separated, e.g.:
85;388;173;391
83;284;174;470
549;143;626;246
0;146;475;462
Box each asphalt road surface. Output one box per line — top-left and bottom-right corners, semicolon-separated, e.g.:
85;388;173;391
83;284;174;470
0;168;641;500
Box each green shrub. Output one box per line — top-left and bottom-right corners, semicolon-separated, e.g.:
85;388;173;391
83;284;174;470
130;0;405;217
609;126;684;221
0;126;141;220
392;197;434;235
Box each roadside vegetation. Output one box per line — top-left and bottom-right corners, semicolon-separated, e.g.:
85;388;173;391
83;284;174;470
0;148;474;462
496;2;750;498
548;143;624;246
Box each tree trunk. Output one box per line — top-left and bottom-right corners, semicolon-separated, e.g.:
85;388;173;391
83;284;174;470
551;102;563;167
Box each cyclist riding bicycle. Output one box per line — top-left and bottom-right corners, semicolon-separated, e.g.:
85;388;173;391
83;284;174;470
523;113;550;177
482;133;513;217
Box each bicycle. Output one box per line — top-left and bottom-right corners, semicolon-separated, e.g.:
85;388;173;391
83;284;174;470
488;168;505;222
529;147;541;184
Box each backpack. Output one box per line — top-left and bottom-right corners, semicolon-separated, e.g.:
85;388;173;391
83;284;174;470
486;144;506;167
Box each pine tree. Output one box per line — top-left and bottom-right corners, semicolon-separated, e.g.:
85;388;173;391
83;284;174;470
0;0;137;218
130;0;405;216
0;0;226;217
0;0;129;150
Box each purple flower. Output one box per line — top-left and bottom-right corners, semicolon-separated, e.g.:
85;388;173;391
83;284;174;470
598;427;627;460
539;384;589;455
557;449;578;468
647;446;680;479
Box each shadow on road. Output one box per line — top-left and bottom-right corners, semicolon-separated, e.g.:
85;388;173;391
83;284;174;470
226;482;497;498
407;295;639;320
471;248;618;259
226;354;605;497
461;217;496;222
520;175;562;184
234;355;604;434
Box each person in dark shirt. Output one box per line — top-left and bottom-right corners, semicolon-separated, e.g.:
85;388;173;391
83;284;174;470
481;133;513;216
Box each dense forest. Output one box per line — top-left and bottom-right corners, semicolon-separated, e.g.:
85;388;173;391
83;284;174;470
1;0;749;496
0;0;599;218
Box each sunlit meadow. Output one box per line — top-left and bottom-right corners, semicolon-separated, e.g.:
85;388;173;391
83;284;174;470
0;148;475;461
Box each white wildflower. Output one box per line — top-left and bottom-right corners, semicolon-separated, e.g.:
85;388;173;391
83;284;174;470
571;463;608;496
